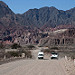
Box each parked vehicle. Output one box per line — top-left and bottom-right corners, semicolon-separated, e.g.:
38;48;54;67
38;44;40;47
38;52;44;59
50;52;58;59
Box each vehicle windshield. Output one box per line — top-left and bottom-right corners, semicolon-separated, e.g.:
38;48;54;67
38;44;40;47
39;54;44;56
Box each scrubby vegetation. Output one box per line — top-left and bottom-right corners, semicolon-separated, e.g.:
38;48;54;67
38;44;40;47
0;44;33;62
5;49;32;59
24;50;32;58
19;47;32;58
50;47;59;50
27;45;35;50
11;43;21;49
43;49;51;54
0;52;5;60
0;43;4;49
59;51;75;59
6;51;20;58
43;47;59;54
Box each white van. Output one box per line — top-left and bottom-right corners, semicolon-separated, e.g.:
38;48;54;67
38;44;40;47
38;52;44;59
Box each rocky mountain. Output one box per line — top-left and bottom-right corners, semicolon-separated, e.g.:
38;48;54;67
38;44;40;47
0;1;75;45
0;1;75;28
0;1;14;18
17;6;75;27
39;28;75;47
0;1;19;27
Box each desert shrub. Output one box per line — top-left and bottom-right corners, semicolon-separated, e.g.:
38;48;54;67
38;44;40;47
0;43;4;49
59;51;75;59
0;53;4;59
43;49;51;54
27;45;35;50
16;47;32;58
38;46;43;47
6;52;11;58
6;47;32;58
23;50;32;58
11;43;21;49
71;55;75;59
67;52;75;59
6;51;20;57
50;47;59;50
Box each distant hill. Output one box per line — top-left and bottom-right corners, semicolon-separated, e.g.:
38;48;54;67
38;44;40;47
17;6;75;27
0;1;75;28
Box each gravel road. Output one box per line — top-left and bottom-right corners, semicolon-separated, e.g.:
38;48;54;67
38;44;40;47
0;47;68;75
0;58;67;75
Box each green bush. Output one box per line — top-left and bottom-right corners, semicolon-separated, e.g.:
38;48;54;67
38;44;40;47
11;43;21;49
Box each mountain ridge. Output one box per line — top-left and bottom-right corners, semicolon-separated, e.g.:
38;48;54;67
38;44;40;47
0;1;75;45
0;1;75;28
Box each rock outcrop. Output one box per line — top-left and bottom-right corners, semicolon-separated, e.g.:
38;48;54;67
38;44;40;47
39;28;75;46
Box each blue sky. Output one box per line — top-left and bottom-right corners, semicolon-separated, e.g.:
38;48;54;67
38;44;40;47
1;0;75;14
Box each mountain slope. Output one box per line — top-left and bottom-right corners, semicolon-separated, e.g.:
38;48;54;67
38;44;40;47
0;1;75;27
0;1;19;27
0;1;75;45
17;6;75;27
0;1;14;18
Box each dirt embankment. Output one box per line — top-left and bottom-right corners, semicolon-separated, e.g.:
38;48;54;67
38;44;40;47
59;58;75;75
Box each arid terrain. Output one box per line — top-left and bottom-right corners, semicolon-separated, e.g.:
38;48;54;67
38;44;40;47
0;47;75;75
0;1;75;75
0;1;75;45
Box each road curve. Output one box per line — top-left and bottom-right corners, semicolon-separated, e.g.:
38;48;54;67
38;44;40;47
0;59;67;75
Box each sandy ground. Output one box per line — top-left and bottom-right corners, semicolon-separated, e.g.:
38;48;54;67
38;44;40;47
0;47;75;75
0;59;67;75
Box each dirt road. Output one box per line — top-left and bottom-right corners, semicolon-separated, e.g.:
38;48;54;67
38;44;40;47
0;58;67;75
0;47;67;75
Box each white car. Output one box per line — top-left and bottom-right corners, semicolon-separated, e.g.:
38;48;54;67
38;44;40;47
38;52;44;59
50;52;58;59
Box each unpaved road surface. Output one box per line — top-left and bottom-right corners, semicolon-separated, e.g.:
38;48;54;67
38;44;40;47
0;47;67;75
0;59;67;75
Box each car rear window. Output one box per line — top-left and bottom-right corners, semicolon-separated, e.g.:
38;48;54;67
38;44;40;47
51;53;57;55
